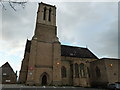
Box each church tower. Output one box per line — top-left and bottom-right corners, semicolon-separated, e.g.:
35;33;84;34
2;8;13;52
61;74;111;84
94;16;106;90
25;3;61;85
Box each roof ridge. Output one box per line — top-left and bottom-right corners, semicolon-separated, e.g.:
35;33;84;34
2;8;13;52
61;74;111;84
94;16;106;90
1;62;16;74
61;44;87;49
61;45;98;59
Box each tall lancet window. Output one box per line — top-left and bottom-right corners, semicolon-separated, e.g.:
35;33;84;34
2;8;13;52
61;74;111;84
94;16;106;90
48;8;51;21
43;7;46;20
95;66;101;78
61;66;67;78
80;63;86;77
75;63;79;78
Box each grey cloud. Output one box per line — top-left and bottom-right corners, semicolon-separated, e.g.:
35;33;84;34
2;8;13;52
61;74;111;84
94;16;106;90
1;2;118;60
2;2;37;41
1;2;38;61
56;2;118;58
0;2;118;73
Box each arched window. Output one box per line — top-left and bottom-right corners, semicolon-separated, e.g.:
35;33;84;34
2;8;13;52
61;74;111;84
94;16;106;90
80;63;85;77
43;7;46;20
70;64;73;78
48;8;51;21
96;66;101;78
75;63;79;78
87;67;90;78
61;66;67;78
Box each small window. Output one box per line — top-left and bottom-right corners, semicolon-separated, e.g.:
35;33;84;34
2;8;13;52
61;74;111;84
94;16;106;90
6;80;10;82
3;73;7;75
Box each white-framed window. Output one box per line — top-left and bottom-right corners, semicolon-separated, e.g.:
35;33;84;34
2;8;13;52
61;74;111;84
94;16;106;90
5;80;11;82
3;73;7;75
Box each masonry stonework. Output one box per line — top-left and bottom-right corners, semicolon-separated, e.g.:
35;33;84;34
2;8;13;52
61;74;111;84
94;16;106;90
19;2;120;87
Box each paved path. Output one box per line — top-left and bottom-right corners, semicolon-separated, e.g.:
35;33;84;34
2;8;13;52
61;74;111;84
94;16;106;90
1;84;107;90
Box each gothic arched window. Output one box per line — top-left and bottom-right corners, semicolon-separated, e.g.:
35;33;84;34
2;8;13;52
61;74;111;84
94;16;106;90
61;66;67;78
70;64;73;78
48;8;51;21
43;7;46;20
95;66;101;78
87;67;90;78
80;63;85;77
75;63;79;78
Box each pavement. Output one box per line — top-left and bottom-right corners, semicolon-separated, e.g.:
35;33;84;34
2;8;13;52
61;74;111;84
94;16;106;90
0;84;107;90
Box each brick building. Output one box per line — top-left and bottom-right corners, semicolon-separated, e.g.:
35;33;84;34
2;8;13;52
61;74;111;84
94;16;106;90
1;62;17;84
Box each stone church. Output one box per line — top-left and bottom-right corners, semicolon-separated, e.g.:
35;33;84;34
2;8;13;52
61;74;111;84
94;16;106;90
19;2;120;87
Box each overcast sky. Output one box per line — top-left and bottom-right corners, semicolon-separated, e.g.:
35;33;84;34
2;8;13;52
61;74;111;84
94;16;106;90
0;1;118;74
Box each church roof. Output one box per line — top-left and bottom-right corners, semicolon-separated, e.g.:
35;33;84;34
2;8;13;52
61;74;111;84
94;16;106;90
100;58;120;60
61;45;98;59
25;40;98;59
25;39;31;53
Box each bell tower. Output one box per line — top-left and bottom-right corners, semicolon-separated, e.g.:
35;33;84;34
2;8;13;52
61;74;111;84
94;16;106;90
37;2;56;26
33;2;57;42
26;2;62;85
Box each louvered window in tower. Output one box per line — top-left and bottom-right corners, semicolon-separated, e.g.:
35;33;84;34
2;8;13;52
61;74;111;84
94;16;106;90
48;8;51;21
43;7;46;20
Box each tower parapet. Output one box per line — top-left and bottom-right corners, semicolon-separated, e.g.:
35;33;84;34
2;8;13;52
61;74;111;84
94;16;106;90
37;2;56;26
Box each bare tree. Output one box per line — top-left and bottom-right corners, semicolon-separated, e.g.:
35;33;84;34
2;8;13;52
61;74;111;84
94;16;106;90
0;0;27;11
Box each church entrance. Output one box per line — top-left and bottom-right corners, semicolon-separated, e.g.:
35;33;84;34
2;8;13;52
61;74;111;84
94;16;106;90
41;75;47;85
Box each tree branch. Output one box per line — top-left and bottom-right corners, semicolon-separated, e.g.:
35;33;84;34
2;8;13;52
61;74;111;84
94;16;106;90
9;0;16;11
0;1;6;10
0;0;27;11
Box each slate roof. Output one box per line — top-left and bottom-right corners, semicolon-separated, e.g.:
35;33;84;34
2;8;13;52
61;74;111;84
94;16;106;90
25;40;98;59
25;39;31;53
1;62;12;68
1;62;16;75
100;58;120;60
61;45;98;59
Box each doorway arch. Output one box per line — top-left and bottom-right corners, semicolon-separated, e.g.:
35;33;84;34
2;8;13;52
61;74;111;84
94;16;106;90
40;72;49;86
42;75;47;85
